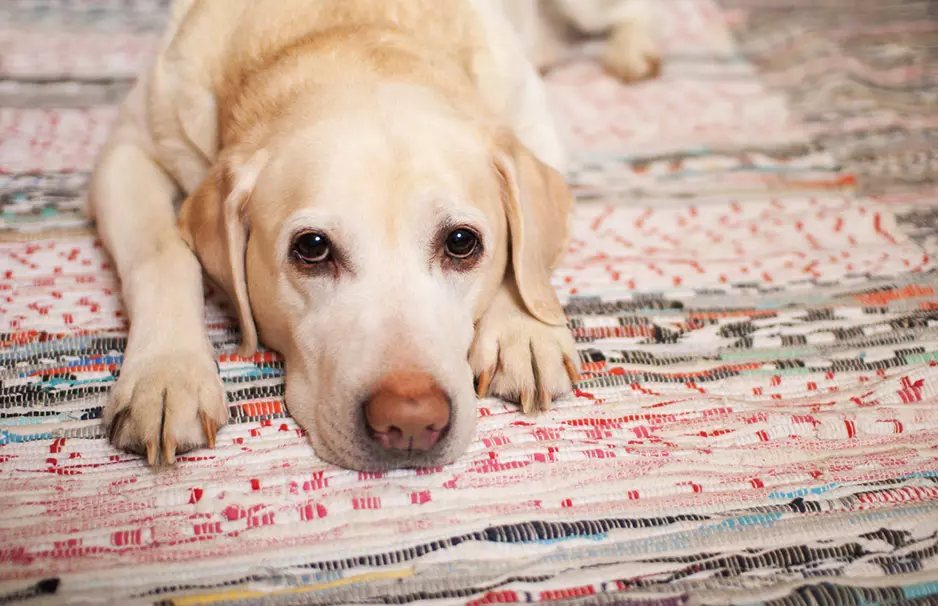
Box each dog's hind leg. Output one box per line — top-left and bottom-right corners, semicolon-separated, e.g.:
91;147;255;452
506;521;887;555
89;104;227;468
601;5;661;82
552;0;661;83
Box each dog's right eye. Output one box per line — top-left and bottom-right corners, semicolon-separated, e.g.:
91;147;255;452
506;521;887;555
291;232;332;265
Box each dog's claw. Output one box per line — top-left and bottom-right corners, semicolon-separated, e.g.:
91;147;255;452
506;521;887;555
536;383;551;413
563;355;581;386
146;440;159;467
520;389;536;416
519;387;549;415
199;410;217;449
161;433;177;466
476;368;494;399
529;342;554;414
108;407;130;444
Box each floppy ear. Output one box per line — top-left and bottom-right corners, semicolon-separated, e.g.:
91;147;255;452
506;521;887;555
494;135;573;326
178;149;269;358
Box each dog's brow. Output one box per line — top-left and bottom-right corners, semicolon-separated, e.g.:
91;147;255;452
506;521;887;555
433;203;491;232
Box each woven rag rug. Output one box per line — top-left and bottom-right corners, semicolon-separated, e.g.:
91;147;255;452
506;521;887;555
2;1;938;604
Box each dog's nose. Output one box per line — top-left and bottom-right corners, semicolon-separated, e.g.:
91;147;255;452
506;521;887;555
365;372;450;452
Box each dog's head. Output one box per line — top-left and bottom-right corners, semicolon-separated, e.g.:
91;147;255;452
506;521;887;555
179;82;571;471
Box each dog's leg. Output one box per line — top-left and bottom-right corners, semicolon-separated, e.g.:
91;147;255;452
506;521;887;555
89;121;227;467
470;50;579;413
601;3;661;83
552;0;661;83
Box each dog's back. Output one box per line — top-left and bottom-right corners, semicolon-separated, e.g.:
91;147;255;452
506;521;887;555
164;0;487;86
146;0;521;188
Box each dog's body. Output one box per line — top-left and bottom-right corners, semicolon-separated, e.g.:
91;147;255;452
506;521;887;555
90;0;659;471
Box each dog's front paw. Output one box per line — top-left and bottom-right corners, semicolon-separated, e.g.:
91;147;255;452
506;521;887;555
105;346;228;467
602;21;661;83
470;304;580;415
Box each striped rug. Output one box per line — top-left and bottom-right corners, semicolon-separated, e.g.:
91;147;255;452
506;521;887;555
2;1;938;604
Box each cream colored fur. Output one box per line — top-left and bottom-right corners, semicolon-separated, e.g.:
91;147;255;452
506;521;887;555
90;0;660;471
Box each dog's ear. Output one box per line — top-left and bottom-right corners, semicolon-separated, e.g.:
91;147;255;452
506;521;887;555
178;149;269;358
494;134;572;326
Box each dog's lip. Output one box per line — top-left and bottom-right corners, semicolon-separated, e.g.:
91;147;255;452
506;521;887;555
323;432;454;472
300;404;454;471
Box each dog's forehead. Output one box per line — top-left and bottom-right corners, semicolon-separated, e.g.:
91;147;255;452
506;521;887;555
251;98;503;238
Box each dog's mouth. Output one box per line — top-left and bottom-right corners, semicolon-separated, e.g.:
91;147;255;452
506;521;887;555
287;365;475;472
322;429;455;472
298;401;459;472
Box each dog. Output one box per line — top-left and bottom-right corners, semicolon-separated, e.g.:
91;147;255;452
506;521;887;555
89;0;660;471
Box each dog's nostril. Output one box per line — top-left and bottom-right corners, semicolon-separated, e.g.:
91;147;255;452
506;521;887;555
364;371;451;453
370;423;446;452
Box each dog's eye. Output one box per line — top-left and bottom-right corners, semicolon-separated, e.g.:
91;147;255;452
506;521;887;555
292;232;331;264
444;228;480;260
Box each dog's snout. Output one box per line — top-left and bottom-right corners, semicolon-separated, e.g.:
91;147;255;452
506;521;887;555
365;371;451;452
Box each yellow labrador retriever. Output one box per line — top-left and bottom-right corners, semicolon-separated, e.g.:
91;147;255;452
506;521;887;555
90;0;660;471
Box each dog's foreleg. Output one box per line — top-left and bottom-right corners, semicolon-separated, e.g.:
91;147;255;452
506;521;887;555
89;123;227;467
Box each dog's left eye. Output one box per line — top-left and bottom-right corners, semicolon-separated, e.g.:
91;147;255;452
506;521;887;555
444;228;481;260
292;232;332;264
